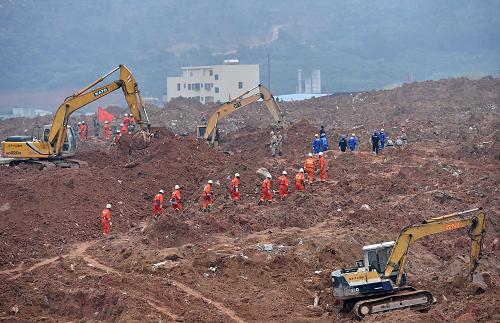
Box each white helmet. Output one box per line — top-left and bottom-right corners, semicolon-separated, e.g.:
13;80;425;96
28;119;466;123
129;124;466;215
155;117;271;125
106;203;112;209
105;121;109;124
282;170;287;175
308;153;313;157
124;113;128;117
208;179;213;184
267;174;272;179
120;123;124;126
116;130;121;133
159;189;164;194
319;152;323;156
235;173;240;177
300;168;304;173
174;185;180;190
78;122;81;125
81;121;85;124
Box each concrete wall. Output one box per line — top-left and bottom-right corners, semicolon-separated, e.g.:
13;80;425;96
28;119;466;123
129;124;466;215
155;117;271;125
166;63;260;103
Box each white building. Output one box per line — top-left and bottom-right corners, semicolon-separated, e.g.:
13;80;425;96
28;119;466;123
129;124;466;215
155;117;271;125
165;60;260;104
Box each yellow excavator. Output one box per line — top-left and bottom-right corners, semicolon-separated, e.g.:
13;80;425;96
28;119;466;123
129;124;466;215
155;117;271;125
1;65;150;168
196;84;284;146
332;208;486;319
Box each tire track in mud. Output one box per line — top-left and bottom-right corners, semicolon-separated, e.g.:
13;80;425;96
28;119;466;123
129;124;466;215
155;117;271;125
0;237;247;323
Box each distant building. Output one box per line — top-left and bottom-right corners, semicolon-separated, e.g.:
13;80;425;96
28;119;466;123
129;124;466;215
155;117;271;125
165;60;260;104
1;107;52;119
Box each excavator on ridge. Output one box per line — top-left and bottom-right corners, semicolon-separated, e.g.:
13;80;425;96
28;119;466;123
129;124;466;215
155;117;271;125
1;65;150;168
332;208;486;319
196;84;285;146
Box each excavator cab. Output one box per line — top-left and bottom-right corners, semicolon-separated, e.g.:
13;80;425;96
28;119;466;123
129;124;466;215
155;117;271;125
363;241;395;275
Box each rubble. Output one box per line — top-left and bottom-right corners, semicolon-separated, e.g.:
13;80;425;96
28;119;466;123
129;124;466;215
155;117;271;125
0;77;498;322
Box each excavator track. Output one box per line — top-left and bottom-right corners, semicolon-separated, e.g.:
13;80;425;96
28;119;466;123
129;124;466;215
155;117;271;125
353;289;435;319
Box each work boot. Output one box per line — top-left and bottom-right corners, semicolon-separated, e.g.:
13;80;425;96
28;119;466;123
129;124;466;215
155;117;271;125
258;200;263;206
267;201;271;205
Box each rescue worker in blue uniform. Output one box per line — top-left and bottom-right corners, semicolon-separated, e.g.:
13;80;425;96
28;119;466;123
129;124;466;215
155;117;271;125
379;128;386;149
312;134;321;154
339;135;348;152
320;133;329;152
371;131;380;155
348;133;358;152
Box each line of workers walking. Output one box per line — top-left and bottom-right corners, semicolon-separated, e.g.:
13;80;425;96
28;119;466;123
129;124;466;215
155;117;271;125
99;150;328;235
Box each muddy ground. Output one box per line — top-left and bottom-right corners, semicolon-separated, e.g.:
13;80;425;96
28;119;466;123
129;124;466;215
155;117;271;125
0;77;499;322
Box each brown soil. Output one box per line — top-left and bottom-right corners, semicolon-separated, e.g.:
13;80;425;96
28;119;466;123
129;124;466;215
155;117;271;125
0;77;499;322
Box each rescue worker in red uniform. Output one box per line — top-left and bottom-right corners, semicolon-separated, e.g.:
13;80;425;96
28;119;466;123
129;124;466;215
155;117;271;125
101;203;112;236
318;151;327;182
170;185;182;211
230;173;240;202
295;168;305;191
103;121;111;140
258;174;273;205
122;113;129;132
304;153;316;185
152;189;164;220
278;171;289;200
202;180;214;211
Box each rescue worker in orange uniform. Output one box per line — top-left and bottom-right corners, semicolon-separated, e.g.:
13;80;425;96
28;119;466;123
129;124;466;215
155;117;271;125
295;168;305;191
202;180;214;211
120;123;127;134
77;122;83;140
101;203;112;236
278;171;289;200
81;121;87;142
258;174;273;205
304;153;316;185
318;151;327;182
113;129;121;143
230;173;240;202
122;113;129;132
170;185;182;211
152;189;165;220
103;121;111;140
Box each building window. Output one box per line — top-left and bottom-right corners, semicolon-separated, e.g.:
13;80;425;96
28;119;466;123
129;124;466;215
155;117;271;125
177;83;181;91
194;83;200;91
214;74;219;80
238;82;243;89
188;84;192;90
209;70;213;76
215;87;219;93
204;83;211;90
201;97;204;102
183;83;186;89
205;96;213;103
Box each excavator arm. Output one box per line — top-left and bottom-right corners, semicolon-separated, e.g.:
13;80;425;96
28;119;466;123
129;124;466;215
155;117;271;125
48;65;150;155
203;84;284;144
384;208;486;285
